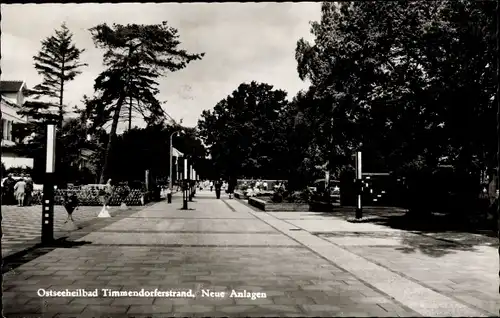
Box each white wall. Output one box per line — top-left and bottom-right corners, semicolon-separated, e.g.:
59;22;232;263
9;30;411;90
1;156;34;169
1;100;25;122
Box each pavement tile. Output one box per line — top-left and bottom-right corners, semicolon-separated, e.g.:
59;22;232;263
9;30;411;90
173;304;215;313
68;297;114;305
127;304;174;313
153;297;192;305
272;296;315;305
41;304;86;314
248;304;303;313
26;297;73;306
234;298;275;305
111;297;155;305
3;304;43;314
216;305;256;313
80;305;129;314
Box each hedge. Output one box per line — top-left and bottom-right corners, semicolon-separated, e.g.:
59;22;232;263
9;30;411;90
29;188;150;206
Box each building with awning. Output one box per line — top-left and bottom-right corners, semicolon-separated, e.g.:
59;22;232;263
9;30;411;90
1;85;28;146
1;81;33;170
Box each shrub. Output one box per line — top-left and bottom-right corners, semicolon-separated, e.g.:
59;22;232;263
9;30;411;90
271;186;286;203
239;184;249;191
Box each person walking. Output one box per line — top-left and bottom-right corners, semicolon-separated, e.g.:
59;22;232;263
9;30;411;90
25;174;33;206
104;179;113;210
3;174;16;205
62;191;79;223
227;177;236;199
210;180;214;192
14;178;27;207
215;179;222;199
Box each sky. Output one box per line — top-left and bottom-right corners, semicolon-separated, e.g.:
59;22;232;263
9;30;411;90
1;3;321;131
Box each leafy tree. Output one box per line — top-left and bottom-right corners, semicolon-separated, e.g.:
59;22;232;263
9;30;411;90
295;1;497;212
21;23;87;127
284;90;328;189
89;21;204;183
104;124;206;183
198;81;289;180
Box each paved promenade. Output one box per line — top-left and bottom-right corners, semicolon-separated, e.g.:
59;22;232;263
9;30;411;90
2;191;498;317
1;204;145;258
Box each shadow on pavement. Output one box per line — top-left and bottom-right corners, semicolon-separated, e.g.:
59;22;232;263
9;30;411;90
315;206;498;258
393;234;478;258
2;238;92;274
1;202;153;274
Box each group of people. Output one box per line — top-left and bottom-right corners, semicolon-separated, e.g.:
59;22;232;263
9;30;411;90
200;178;236;199
2;174;34;207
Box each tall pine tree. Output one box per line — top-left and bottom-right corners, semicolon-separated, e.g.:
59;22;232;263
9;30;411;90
22;22;87;127
89;21;204;183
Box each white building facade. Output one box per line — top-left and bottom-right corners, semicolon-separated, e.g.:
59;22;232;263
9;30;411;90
1;81;33;169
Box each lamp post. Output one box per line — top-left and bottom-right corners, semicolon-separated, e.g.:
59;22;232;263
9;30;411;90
193;169;196;197
182;157;188;210
355;151;363;219
41;123;57;244
169;131;181;192
188;164;193;201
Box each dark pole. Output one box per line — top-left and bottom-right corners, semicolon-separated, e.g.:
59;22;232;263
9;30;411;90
355;151;363;219
182;157;188;210
188;164;193;201
128;95;132;131
496;0;499;311
41;124;56;244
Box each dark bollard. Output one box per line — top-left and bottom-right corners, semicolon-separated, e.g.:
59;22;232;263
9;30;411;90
167;193;172;203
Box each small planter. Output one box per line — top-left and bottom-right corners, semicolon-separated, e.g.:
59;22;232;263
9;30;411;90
248;197;267;210
265;202;309;212
309;200;334;212
248;197;309;212
234;191;245;199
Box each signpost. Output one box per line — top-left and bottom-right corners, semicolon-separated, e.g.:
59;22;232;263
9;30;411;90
182;158;188;210
355;151;363;219
188;165;193;201
192;170;196;197
41;124;56;244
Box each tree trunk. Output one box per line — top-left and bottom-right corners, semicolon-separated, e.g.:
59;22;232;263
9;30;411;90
129;95;132;131
99;95;126;184
496;0;500;307
59;60;65;129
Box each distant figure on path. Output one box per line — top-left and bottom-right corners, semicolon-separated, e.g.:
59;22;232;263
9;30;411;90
14;178;27;207
62;191;79;223
3;174;16;205
215;179;222;199
210;180;214;192
227;177;236;199
25;174;33;206
104;179;113;209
